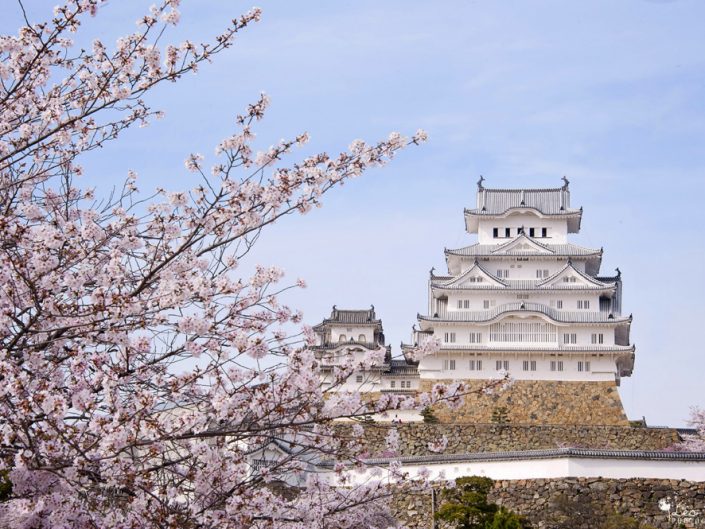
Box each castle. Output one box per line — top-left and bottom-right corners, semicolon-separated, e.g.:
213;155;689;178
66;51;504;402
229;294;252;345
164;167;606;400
307;180;705;526
313;179;635;424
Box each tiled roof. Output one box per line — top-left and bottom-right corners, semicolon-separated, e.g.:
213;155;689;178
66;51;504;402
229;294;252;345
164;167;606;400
423;343;635;353
384;359;420;376
431;278;616;291
354;448;705;466
419;302;631;324
313;305;381;328
468;185;580;216
446;241;601;258
310;341;383;351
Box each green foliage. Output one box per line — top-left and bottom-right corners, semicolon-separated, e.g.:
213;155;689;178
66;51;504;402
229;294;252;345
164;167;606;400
421;406;439;424
0;470;11;502
603;512;658;529
435;476;528;529
544;494;657;529
491;406;510;424
488;508;525;529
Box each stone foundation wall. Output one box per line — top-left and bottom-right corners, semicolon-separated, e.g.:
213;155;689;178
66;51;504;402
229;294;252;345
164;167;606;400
392;478;705;529
490;478;705;529
419;379;628;425
353;423;678;457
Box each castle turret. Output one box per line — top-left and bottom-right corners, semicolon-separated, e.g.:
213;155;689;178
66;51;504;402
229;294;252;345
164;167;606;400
402;179;634;424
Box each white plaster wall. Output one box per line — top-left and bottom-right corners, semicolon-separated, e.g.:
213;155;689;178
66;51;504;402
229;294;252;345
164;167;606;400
417;353;618;382
430;319;617;348
452;256;590;276
338;457;705;485
446;293;603;312
321;369;382;392
477;215;568;245
335;409;423;423
329;325;375;343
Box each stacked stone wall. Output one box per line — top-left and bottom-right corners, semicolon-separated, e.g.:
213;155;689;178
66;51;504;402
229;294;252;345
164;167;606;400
490;477;705;529
392;478;705;529
351;423;678;457
418;379;628;425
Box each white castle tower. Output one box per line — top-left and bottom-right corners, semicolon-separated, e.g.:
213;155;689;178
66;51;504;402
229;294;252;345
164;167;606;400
312;306;419;394
401;178;635;424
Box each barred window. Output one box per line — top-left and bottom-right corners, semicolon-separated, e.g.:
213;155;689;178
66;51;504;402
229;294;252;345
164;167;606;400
443;359;456;371
577;361;591;372
496;360;509;371
469;359;483;371
522;360;537;371
490;322;557;343
563;333;577;344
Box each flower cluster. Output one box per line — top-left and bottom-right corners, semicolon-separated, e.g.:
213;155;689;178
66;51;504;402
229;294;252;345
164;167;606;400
0;2;434;527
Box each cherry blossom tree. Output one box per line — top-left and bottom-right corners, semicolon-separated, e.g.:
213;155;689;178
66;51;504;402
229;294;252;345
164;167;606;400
0;2;512;527
0;1;449;527
672;407;705;452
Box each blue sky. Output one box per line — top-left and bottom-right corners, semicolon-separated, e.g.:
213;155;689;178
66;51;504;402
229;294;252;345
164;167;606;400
7;1;705;426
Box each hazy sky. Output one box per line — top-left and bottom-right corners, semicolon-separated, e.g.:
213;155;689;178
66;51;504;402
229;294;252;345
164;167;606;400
6;1;705;426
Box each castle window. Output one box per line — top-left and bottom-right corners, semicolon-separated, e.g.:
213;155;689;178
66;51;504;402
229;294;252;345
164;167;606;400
497;269;509;278
577;361;591;372
483;300;496;309
338;334;346;342
505;228;511;238
517;294;529;300
443;359;456;371
490;322;557;343
469;332;482;344
536;269;549;279
522;360;537;371
444;332;456;343
358;334;366;343
550;360;564;372
529;228;535;237
496;360;509;371
493;228;499;238
591;333;604;344
563;276;577;283
563;333;577;344
469;359;483;371
577;300;590;309
390;380;395;388
542;228;548;237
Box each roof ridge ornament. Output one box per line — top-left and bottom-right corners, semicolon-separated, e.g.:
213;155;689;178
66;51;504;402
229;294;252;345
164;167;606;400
616;267;621;278
429;266;435;277
562;175;570;189
477;175;485;190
